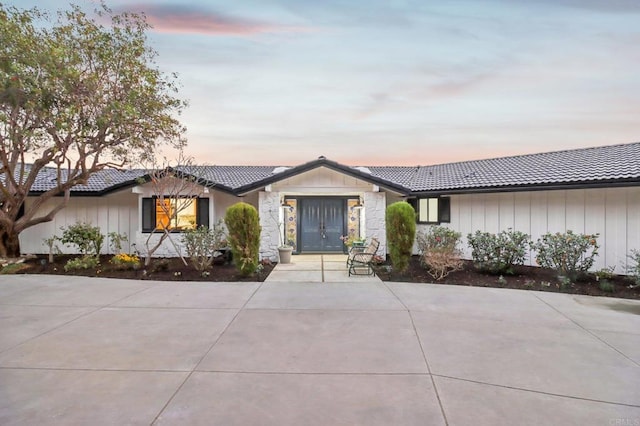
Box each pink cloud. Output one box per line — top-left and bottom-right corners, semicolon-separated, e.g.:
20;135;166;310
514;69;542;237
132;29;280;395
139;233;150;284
122;4;312;36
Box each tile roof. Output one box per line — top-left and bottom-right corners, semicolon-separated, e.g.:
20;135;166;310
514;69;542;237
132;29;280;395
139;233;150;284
364;166;419;189
10;142;640;196
404;142;640;192
21;168;148;193
175;165;277;191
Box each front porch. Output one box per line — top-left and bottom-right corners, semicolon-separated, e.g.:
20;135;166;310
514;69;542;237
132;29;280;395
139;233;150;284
264;254;382;283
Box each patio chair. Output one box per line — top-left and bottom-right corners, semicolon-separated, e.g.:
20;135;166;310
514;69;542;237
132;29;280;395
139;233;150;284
347;238;380;276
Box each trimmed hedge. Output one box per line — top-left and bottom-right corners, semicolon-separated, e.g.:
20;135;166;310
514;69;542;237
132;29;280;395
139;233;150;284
385;201;416;274
225;202;261;276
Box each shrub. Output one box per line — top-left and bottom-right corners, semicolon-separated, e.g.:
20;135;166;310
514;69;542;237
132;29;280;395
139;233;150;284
467;229;531;275
60;222;104;257
598;280;615;293
110;253;141;270
181;221;227;273
627;249;640;288
385;201;416;274
151;258;170;273
42;235;61;263
108;232;128;254
533;230;599;282
225;202;261;276
64;255;100;272
595;266;616;281
0;262;30;274
416;226;463;280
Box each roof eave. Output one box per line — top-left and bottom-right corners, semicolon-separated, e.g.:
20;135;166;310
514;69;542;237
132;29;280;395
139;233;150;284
409;178;640;196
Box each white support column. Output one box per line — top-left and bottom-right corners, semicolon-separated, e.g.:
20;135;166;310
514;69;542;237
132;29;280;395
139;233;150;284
364;191;387;255
258;191;281;261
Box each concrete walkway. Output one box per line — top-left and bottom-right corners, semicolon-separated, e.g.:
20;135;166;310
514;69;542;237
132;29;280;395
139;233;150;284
266;254;382;283
0;273;639;425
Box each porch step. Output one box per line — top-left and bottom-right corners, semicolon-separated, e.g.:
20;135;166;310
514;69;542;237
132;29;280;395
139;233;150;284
265;255;382;283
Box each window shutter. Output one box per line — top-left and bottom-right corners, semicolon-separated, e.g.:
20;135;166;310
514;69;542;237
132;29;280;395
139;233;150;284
407;198;418;222
439;197;451;223
197;197;210;228
142;198;154;232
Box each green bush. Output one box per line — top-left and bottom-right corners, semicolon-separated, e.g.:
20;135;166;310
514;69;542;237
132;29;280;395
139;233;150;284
627;249;640;288
225;203;261;276
42;235;61;263
385;201;416;274
467;229;531;275
416;226;463;280
533;230;599;282
60;222;104;257
181;221;227;273
64;255;100;272
598;280;615;293
0;262;30;274
108;232;128;254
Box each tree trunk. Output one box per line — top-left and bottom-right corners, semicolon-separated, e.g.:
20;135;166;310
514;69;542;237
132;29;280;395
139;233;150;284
0;227;21;258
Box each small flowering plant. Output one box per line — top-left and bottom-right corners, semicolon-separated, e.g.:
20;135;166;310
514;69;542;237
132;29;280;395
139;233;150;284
416;226;463;280
109;253;141;270
340;235;366;248
533;230;599;281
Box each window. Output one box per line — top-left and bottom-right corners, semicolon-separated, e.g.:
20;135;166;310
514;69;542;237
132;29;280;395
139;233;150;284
411;197;450;224
142;197;209;232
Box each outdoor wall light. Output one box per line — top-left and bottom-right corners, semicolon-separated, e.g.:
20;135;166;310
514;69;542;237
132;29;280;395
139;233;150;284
353;196;364;209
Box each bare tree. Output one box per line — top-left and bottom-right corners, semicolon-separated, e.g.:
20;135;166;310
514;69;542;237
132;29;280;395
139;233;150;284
0;3;186;257
141;151;208;267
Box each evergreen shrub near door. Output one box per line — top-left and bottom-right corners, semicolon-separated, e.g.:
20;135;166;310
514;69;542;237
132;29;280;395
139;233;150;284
385;201;416;274
225;203;261;276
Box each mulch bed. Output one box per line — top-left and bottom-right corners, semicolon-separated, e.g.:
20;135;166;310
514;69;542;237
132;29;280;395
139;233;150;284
14;254;274;282
6;254;639;300
374;257;640;300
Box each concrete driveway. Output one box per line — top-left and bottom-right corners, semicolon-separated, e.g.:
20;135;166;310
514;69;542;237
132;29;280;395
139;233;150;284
0;274;639;425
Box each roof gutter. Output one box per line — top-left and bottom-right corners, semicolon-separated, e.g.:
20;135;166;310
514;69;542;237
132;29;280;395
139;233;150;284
409;178;640;196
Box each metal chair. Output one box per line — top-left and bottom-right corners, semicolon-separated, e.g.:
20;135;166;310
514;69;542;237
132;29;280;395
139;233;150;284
347;238;379;276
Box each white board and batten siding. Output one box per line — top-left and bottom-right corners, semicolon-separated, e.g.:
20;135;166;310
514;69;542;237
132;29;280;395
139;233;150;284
420;186;640;272
20;190;138;255
271;166;374;195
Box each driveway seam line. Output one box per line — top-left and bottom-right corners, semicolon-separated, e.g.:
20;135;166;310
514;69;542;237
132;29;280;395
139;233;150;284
433;373;640;408
150;280;266;425
532;293;640;367
183;370;431;375
383;282;450;426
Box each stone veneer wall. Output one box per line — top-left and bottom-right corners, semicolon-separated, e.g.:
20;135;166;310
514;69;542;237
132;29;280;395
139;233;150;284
364;191;387;255
258;190;387;261
258;191;281;262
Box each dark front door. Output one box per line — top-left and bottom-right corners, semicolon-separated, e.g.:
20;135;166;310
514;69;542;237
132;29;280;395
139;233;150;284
300;198;345;252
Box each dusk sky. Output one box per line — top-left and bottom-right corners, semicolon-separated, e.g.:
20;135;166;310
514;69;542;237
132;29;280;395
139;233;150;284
10;0;640;166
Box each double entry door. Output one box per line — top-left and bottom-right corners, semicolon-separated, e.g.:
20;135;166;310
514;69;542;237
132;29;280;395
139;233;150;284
299;198;345;252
